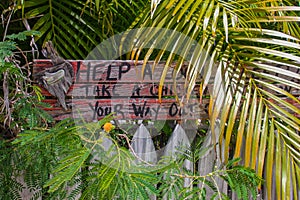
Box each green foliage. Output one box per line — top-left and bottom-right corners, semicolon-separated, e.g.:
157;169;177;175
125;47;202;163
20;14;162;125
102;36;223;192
7;117;160;199
13;96;53;130
0;1;279;199
5;30;40;41
223;158;263;200
126;0;300;198
0;41;17;61
0;30;51;139
0;144;24;200
0;31;39;61
1;116;262;199
156;148;262;200
1;0;148;59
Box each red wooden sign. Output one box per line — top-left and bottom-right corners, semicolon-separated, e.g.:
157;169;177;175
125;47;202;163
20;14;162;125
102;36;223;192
33;60;206;121
33;60;300;121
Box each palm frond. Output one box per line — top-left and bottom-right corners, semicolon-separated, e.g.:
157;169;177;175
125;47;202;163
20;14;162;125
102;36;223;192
18;0;148;59
125;0;300;199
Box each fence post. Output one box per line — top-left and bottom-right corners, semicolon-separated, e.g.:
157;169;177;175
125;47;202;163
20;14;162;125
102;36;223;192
198;123;228;198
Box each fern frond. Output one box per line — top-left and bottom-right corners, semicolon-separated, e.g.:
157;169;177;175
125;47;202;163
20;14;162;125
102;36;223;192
45;148;90;193
222;165;263;199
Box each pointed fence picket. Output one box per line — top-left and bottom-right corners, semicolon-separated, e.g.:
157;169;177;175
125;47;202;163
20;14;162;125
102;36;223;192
131;124;157;200
163;124;193;189
198;123;228;198
130;123;226;199
131;124;157;165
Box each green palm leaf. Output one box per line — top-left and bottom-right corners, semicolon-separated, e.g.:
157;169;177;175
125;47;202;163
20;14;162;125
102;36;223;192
19;0;147;59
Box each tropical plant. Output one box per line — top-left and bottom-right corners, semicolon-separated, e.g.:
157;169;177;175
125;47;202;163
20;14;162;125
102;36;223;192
123;0;300;199
0;30;53;139
0;31;53;199
3;116;260;199
0;0;147;59
1;0;299;199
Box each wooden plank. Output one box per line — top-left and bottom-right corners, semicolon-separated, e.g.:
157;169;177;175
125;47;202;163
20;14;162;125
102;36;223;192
33;60;191;83
43;99;207;121
42;97;299;121
40;83;201;98
34;60;300;97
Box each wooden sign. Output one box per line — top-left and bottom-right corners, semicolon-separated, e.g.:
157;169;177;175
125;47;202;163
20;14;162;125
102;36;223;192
33;60;300;121
33;60;206;121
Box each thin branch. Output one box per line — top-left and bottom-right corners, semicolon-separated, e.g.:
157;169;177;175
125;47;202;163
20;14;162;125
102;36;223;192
23;18;39;59
117;133;156;166
172;168;229;179
0;14;44;25
2;69;11;126
2;5;14;41
16;46;31;83
211;176;222;199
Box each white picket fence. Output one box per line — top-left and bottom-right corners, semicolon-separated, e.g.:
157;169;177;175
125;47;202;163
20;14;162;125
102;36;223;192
130;122;227;200
18;121;225;199
128;122;266;200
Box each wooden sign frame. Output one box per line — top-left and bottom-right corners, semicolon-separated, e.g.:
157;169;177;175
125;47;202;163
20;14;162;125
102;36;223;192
33;60;207;121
